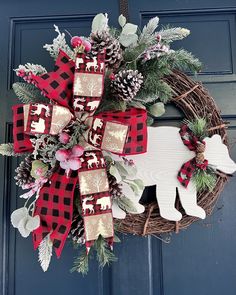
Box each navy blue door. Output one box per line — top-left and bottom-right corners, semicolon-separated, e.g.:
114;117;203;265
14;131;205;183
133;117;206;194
1;1;236;294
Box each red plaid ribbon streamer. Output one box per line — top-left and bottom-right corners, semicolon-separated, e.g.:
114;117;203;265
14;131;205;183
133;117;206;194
12;105;33;153
12;50;147;256
33;167;78;257
177;124;208;188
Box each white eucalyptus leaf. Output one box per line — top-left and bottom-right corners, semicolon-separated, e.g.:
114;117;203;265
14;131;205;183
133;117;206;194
149;102;165;117
11;207;28;228
119;33;138;47
112;201;126;219
118;14;126;27
122;23;138;35
109;165;122;183
26;215;40;231
91;13;109;33
17;218;31;238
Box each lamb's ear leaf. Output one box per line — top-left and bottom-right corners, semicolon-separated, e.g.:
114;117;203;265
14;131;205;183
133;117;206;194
11;207;28;228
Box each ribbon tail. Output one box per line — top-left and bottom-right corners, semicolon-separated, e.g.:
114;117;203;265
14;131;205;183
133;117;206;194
12;105;33;153
78;150;114;253
177;159;196;188
33;167;78;258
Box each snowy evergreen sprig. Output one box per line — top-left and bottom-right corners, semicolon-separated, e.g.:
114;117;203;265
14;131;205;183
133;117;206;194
158;27;190;43
38;234;53;272
43;25;74;60
139;16;159;44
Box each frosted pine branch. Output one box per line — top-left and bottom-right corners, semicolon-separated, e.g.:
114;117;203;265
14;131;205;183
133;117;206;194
14;63;47;76
0;143;16;156
139;16;159;44
158;27;190;42
13;82;48;104
44;25;74;60
38;234;53;272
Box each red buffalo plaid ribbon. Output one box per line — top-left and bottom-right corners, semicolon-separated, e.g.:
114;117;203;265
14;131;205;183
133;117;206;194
12;50;147;257
177;124;208;188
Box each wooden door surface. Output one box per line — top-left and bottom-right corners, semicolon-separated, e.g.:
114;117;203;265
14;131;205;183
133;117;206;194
1;1;236;294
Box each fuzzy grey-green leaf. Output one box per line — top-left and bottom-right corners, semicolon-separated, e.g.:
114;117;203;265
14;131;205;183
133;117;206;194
91;13;108;33
149;102;165;117
122;23;138;35
119;33;138;47
118;14;126;27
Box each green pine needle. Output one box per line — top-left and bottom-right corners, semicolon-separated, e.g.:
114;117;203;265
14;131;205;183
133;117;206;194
0;143;28;157
192;168;217;192
71;235;117;275
71;247;89;276
94;235;117;268
184;118;208;139
13;82;49;104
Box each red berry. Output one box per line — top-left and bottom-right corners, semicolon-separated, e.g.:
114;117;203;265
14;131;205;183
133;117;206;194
68;158;82;170
109;73;116;80
71;36;83;48
71;145;84;157
83;40;92;52
59;132;70;144
55;149;71;162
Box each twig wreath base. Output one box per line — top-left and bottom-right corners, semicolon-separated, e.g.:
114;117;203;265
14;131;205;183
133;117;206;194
115;69;229;236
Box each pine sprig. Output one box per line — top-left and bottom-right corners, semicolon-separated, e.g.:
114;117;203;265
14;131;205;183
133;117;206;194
71;235;117;275
94;235;117;268
0;143;16;156
184;118;208;139
13;82;49;104
71;248;89;276
38;234;53;272
158;26;190;43
159;49;202;73
139;16;159;44
192;168;217;192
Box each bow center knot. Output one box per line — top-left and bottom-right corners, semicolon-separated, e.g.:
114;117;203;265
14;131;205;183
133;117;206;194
196;141;206;164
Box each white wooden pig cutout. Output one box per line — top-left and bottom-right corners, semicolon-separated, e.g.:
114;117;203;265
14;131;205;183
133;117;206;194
127;126;236;221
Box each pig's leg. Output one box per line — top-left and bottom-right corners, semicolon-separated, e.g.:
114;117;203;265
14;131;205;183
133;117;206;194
156;182;182;221
177;181;206;219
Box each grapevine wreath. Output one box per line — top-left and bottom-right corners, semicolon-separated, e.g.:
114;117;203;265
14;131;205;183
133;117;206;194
1;13;235;274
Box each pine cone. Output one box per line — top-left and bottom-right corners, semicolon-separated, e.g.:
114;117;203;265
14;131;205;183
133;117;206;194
69;212;84;244
14;155;34;187
91;31;123;68
111;70;143;101
108;173;123;198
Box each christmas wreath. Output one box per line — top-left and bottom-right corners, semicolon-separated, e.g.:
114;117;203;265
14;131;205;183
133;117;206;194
1;13;235;274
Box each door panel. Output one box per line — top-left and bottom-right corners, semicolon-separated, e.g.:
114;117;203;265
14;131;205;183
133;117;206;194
1;1;236;295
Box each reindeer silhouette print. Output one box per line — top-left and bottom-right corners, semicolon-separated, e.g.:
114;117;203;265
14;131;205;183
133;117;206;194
82;196;94;214
86;57;98;72
85;152;100;168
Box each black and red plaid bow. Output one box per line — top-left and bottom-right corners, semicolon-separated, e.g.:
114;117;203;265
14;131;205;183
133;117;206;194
177;124;208;188
12;50;147;257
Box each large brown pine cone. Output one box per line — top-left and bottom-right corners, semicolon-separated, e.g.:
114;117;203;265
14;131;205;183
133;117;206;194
111;69;143;101
14;155;34;187
90;30;123;69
